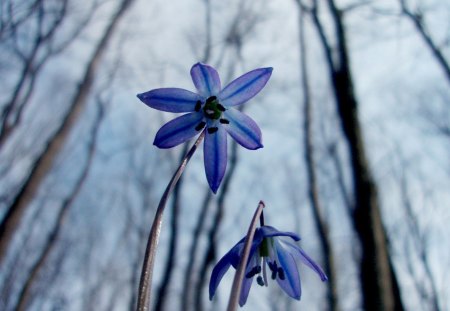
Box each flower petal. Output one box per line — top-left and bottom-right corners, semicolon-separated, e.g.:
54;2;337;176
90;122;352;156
209;233;263;302
153;112;204;148
275;241;301;299
204;126;227;193
190;63;221;97
222;109;263;150
239;254;258;306
209;251;234;300
137;88;200;112
259;226;301;241
282;240;328;282
239;276;254;307
219;67;273;107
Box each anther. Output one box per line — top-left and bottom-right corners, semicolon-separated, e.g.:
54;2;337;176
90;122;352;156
207;127;218;134
219;118;230;124
271;270;277;280
268;261;277;272
217;104;226;111
195;121;206;131
256;265;262;274
195;100;202;112
245;270;254;278
256;276;265;286
278;267;285;280
245;266;258;278
206;96;217;103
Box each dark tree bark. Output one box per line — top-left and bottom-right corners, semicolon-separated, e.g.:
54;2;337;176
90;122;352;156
0;0;136;265
308;0;404;310
295;2;339;310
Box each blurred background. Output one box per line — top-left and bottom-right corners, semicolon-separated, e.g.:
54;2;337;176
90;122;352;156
0;0;449;310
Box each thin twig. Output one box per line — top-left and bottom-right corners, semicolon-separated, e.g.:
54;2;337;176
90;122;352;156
136;131;205;311
226;200;265;311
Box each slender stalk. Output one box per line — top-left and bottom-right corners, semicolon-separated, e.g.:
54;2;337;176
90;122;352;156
136;131;205;311
226;200;265;311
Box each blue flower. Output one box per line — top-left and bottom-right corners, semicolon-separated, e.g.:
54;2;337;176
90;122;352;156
209;225;328;306
137;63;272;193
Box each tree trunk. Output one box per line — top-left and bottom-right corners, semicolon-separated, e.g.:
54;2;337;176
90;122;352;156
295;2;340;310
310;0;404;309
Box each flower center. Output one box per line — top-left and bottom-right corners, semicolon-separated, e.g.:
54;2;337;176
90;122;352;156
194;96;230;133
202;96;225;120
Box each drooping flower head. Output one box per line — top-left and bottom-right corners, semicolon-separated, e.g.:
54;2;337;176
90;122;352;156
137;63;272;193
209;225;328;306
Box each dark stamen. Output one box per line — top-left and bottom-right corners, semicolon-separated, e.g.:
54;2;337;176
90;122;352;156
217;103;226;111
206;96;217;104
245;266;258;279
195;121;206;131
219;118;230;124
207;127;218;134
268;261;277;272
256;276;265;286
271;270;277;280
195;100;202;112
256;265;262;274
278;267;285;280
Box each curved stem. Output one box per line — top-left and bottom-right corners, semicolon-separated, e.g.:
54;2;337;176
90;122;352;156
226;200;265;311
136;131;205;311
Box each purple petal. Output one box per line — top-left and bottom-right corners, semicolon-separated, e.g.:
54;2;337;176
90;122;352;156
219;67;273;107
137;88;200;112
283;240;328;282
153;112;204;148
204;126;227;193
275;242;301;300
239;254;258;306
190;63;221;97
210;237;262;302
259;226;301;241
239;277;254;307
209;251;234;300
297;247;328;282
222;109;263;150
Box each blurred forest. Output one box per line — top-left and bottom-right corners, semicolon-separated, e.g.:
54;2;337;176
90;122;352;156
0;0;449;310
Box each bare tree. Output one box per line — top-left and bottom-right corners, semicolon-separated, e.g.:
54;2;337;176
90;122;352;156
0;0;100;149
13;98;105;311
396;154;441;311
305;0;404;309
294;2;339;310
0;0;136;265
398;0;450;85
